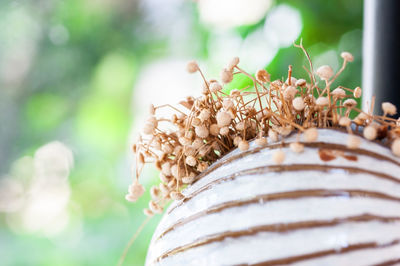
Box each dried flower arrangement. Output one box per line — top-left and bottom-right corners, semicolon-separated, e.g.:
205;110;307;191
126;42;400;217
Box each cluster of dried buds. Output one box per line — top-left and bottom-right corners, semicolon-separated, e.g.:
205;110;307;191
127;42;400;216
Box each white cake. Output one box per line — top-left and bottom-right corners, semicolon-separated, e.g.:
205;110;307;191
146;129;400;266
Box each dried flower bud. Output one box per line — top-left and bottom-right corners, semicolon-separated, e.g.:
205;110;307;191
221;68;233;84
182;175;195;184
233;136;241;146
186;131;194;140
216;111;232;127
170;191;185;200
279;126;293;136
235;121;245;131
347;135;361;149
210;82;222;93
227;57;240;70
195;125;209;138
316;97;329;107
167;178;177;189
256;69;270;83
219;126;230;135
125;183;144;202
238;140;249;151
272;150;285;164
150;186;161;200
159;183;169;195
295;79;307;87
339;116;351;127
161;162;171;176
392;139;400;157
187;61;199;73
268;130;279;142
192;117;201;127
185;155;197;167
132;143;138;154
143;122;155;135
304;128;318;142
332;88;346;99
149;200;163;213
283;86;298;100
290;142;304;153
143;208;154;217
179;137;191;146
222;98;234;110
363;126;377;140
286;77;297;86
192;138;203;149
255;137;268;146
171;164;183;178
292;97;305;111
230;89;241;97
197;161;208;172
184;146;196;157
159;173;170;183
149;104;155;115
341;51;354;62
199;109;211;122
353;87;362;98
138;152;146;164
343;99;357;108
209;124;220;136
125;193;138;202
316;65;334;80
382;102;397;116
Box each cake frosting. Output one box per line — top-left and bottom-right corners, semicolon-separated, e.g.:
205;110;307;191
145;129;400;266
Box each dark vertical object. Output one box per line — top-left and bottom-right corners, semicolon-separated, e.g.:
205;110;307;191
363;0;400;115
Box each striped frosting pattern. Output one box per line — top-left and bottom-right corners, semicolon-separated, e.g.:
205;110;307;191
145;129;400;266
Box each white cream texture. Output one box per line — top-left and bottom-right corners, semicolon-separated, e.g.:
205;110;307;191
146;129;400;266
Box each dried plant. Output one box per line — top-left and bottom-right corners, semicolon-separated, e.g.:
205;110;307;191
126;41;400;217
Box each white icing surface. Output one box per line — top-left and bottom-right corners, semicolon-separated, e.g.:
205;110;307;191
146;129;400;266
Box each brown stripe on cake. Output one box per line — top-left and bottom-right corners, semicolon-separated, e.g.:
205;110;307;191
157;189;400;241
168;164;400;215
238;239;400;266
373;258;400;266
193;141;400;184
154;214;400;263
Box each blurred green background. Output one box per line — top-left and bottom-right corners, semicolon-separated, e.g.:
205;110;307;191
0;0;363;265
